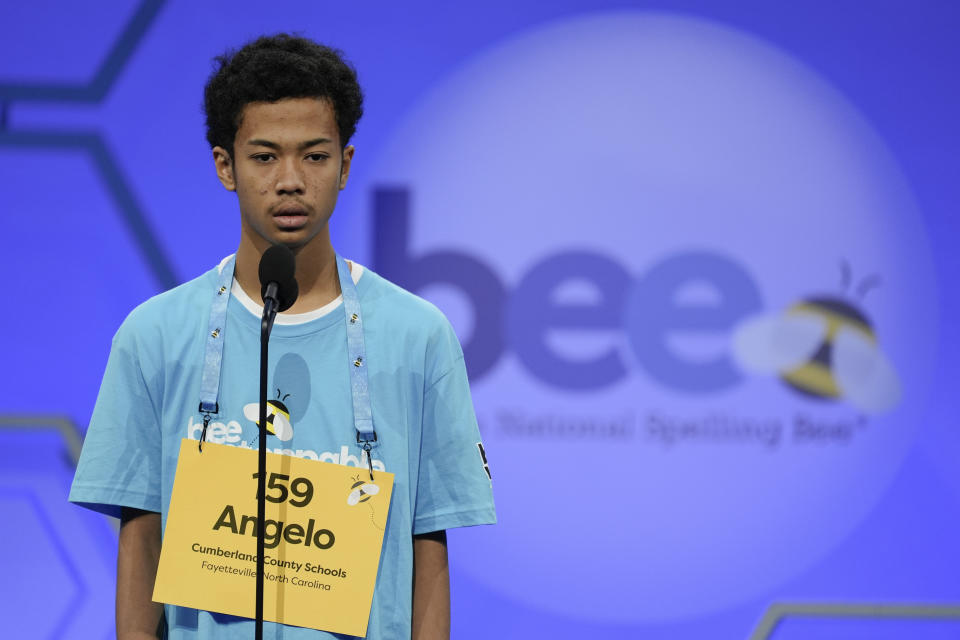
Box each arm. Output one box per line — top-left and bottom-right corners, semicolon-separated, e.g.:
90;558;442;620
412;530;450;640
117;507;164;640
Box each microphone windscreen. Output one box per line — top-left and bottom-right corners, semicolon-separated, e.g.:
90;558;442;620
258;244;299;312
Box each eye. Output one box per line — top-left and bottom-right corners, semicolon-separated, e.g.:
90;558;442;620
305;153;330;162
251;153;275;163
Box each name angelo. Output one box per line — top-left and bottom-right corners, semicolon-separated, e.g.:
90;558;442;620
212;504;336;550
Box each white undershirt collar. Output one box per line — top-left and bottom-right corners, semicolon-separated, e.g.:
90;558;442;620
229;261;365;325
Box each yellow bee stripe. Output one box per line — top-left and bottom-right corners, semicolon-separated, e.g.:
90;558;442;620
782;362;840;397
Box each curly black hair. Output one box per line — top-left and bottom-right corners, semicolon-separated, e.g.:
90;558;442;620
203;34;364;154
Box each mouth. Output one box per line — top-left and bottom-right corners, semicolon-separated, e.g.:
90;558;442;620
272;205;310;230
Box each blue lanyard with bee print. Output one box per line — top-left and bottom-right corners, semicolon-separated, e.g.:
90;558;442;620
197;253;378;477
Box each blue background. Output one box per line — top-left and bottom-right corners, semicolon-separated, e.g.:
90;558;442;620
2;1;960;638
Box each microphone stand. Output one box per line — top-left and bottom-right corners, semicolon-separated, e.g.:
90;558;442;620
256;282;280;640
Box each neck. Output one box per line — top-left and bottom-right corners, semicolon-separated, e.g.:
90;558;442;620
235;232;342;314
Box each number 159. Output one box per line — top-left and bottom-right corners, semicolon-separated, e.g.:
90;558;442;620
251;472;314;507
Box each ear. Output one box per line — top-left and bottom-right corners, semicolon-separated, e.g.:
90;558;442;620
213;146;236;191
338;145;355;190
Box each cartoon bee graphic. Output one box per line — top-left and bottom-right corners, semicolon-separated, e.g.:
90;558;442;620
243;390;294;441
347;476;380;506
731;264;900;414
347;475;385;531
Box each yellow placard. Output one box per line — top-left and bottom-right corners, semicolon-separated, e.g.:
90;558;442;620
153;439;393;636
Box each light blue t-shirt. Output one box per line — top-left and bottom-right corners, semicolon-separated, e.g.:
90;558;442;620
69;259;496;639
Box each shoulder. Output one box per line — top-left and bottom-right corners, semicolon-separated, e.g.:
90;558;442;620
359;267;456;337
112;263;222;350
357;267;466;374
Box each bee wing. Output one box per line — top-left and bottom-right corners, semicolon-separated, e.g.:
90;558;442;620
833;327;900;413
347;490;361;506
272;414;294;441
243;402;260;422
732;312;826;373
361;483;380;496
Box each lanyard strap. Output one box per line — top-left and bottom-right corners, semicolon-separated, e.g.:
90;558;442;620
337;254;377;444
199;256;235;415
197;254;377;448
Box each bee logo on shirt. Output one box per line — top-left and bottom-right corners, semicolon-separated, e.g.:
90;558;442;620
243;390;294;441
731;264;900;414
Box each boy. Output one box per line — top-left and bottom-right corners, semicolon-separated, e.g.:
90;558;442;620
70;33;495;640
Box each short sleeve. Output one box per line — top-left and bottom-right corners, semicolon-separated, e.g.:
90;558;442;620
413;325;496;535
69;317;164;518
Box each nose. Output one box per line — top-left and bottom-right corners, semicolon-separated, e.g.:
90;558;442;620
275;157;305;194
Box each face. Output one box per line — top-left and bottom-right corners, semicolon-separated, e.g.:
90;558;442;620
212;97;354;253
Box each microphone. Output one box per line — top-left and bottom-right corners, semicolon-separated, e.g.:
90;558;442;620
258;244;299;315
255;243;298;639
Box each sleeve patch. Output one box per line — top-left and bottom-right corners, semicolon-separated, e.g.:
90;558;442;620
476;442;492;481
